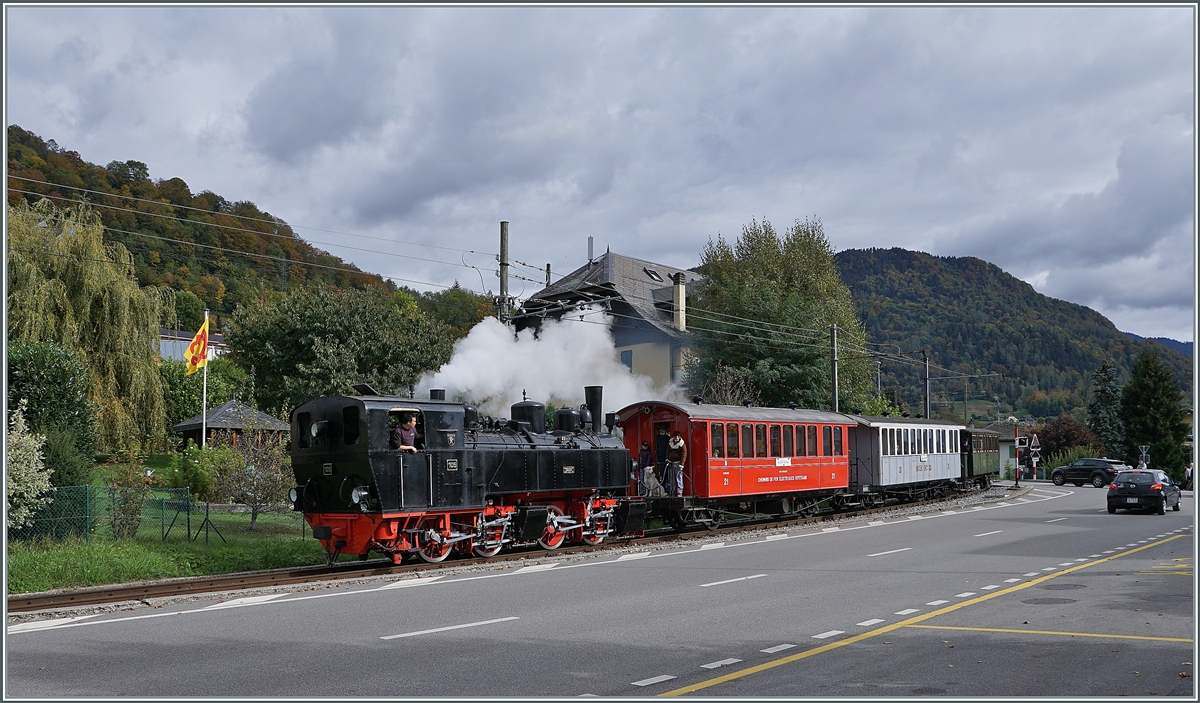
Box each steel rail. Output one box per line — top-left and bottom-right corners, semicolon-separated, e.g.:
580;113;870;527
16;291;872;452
7;487;999;614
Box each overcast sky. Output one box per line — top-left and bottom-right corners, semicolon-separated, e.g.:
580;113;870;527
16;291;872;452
5;6;1195;341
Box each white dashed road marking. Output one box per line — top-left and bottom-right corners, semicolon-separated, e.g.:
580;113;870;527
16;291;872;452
857;619;885;626
618;552;652;561
381;616;519;640
981;585;999;590
701;658;742;669
812;630;845;639
632;675;677;687
974;531;1003;537
1004;578;1021;583
761;644;795;653
955;592;976;598
894;609;919;615
867;547;912;557
926;600;949;606
699;574;767;588
1046;518;1067;523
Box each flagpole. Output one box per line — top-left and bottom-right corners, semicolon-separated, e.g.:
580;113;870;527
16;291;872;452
201;309;209;448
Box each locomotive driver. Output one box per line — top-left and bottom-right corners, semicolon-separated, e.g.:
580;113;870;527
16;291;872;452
390;414;419;453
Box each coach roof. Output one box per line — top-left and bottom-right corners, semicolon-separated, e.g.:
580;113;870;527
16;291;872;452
621;401;852;425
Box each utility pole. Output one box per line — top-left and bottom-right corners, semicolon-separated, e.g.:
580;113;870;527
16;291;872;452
963;376;969;424
830;324;839;412
922;350;931;420
498;221;510;323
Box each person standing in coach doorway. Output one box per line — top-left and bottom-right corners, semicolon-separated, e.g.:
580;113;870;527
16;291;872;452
666;430;687;496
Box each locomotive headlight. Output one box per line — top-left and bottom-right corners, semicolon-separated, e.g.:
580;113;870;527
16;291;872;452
289;487;299;503
351;486;369;504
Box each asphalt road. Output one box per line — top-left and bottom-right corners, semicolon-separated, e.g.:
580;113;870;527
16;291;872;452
6;483;1194;697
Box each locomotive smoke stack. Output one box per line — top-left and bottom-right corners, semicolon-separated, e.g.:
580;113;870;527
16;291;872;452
430;389;446;401
584;385;603;433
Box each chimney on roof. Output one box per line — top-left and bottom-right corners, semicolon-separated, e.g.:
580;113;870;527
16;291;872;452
672;272;687;332
588;236;594;267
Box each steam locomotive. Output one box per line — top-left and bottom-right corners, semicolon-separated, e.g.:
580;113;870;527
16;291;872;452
288;385;644;563
289;388;1001;563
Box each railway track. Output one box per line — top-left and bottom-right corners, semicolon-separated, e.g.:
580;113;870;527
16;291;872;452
8;486;1011;615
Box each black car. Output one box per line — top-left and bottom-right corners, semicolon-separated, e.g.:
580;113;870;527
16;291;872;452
1051;458;1129;488
1106;470;1182;515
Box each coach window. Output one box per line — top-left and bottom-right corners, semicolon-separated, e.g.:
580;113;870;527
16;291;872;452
822;425;833;456
755;424;767;457
796;425;806;456
769;425;782;457
807;425;818;456
711;423;724;458
742;424;755;458
834;426;843;456
903;428;910;455
783;425;794;456
890;428;897;455
726;423;740;458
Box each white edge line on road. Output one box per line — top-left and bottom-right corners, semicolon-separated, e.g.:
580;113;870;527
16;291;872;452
1046;518;1067;523
974;530;1002;537
381;616;519;640
377;575;445;590
867;547;913;557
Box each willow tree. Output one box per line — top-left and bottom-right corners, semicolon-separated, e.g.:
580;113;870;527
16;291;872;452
7;198;169;453
687;217;872;411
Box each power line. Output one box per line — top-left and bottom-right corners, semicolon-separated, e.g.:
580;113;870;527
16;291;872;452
8;175;485;255
24;212;455;291
8;186;494;273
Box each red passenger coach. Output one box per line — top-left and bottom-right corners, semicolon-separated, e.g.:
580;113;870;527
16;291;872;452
617;401;855;526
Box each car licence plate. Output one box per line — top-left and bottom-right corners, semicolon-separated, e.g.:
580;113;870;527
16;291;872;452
1126;497;1139;504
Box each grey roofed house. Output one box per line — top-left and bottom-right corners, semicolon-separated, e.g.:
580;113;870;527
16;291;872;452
515;251;705;387
172;398;289;448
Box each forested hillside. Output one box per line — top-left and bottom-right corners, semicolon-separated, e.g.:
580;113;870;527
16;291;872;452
835;248;1192;420
7;125;392;319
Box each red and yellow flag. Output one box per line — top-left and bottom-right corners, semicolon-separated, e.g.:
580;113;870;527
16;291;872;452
184;317;210;376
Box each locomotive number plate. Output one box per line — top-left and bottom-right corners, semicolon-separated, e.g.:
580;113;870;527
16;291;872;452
323;463;332;475
445;459;459;471
563;465;576;474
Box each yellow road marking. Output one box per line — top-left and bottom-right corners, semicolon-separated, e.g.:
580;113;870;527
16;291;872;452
660;532;1190;696
904;624;1192;643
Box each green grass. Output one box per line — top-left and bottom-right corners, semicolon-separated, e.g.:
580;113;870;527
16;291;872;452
7;532;329;595
6;505;337;594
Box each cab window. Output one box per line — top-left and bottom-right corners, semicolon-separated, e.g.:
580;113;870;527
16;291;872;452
711;423;724;458
342;406;360;445
297;412;311;449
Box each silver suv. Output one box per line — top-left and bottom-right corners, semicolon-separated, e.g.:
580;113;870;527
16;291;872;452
1050;458;1131;488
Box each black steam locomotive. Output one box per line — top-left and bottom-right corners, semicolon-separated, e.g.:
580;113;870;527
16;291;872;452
289;385;645;563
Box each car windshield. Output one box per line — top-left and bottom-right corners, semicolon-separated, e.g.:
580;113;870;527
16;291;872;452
1116;472;1154;485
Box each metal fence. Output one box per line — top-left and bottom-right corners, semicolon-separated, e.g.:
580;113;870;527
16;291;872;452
7;485;307;544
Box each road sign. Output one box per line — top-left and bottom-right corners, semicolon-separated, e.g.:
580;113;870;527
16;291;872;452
1138;445;1150;463
1030;434;1040;449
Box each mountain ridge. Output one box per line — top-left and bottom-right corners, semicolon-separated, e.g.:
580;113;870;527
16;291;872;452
833;247;1192;420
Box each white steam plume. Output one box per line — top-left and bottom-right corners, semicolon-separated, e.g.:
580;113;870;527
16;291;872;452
417;317;682;417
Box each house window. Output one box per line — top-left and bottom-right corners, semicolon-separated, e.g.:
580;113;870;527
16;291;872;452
620;350;633;371
643;267;664;282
